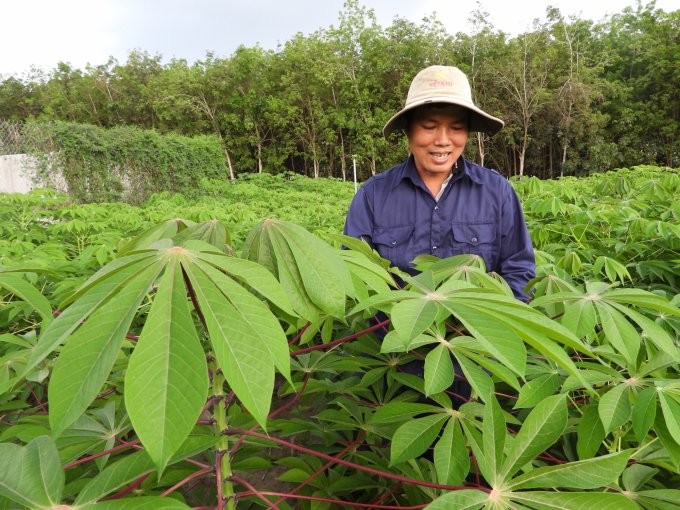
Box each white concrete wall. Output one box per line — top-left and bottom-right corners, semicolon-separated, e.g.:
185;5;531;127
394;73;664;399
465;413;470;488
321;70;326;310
0;154;35;194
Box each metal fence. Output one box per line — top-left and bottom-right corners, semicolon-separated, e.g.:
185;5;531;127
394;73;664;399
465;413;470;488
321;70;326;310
0;119;49;156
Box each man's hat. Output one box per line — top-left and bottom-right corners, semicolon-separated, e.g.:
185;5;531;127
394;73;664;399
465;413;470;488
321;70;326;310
383;65;504;139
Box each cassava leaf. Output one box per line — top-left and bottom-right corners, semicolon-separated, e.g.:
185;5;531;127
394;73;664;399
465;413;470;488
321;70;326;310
390;413;449;466
49;262;164;438
0;436;63;509
125;253;209;476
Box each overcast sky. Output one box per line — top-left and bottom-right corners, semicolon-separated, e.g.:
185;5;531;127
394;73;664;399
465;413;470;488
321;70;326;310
1;0;675;77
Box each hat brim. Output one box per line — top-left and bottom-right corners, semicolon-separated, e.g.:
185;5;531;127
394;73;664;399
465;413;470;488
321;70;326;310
383;97;504;139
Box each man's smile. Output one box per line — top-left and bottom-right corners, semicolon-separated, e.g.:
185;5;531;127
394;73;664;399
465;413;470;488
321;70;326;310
430;152;451;162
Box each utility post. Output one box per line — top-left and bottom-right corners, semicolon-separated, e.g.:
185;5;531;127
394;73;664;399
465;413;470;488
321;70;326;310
352;154;358;194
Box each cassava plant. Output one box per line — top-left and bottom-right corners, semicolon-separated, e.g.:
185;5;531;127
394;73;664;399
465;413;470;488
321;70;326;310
1;180;680;509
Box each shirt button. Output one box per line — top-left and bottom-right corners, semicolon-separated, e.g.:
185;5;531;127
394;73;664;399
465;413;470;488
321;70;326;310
391;240;396;245
471;237;478;242
432;246;437;250
434;205;439;211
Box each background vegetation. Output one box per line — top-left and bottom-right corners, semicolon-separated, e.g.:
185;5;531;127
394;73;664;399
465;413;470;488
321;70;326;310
1;1;678;180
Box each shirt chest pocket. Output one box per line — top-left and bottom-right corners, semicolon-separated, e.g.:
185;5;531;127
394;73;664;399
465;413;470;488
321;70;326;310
451;222;498;270
372;225;415;269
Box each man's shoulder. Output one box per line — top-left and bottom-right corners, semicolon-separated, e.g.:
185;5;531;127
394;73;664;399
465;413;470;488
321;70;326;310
465;159;512;191
360;161;407;192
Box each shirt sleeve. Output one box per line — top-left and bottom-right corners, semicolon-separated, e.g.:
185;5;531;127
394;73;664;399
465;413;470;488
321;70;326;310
343;184;375;249
497;184;536;301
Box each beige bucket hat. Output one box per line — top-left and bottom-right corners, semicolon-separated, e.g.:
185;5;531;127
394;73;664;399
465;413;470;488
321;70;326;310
383;65;504;138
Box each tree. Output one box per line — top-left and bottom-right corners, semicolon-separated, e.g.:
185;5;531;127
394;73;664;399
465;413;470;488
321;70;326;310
497;23;551;176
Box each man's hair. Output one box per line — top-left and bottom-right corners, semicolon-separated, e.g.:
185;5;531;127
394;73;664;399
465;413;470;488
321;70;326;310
403;104;472;133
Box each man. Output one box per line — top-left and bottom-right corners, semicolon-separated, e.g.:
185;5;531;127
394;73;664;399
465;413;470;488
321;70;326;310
343;65;535;405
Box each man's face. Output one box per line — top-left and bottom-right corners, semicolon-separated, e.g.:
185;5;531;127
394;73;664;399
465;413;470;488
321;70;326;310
405;105;469;176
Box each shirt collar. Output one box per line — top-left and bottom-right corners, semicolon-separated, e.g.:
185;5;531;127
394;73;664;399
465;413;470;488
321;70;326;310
393;154;484;190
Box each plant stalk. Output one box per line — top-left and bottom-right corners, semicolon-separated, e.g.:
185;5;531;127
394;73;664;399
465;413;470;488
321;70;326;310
211;359;235;510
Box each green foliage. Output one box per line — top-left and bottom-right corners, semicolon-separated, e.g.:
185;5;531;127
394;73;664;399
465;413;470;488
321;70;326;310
1;167;680;509
29;121;227;204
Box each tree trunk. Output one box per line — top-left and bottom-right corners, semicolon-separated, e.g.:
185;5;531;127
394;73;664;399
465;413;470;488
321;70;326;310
549;142;553;179
224;148;235;180
340;131;346;182
370;154;376;177
477;132;485;167
518;123;528;176
561;143;567;178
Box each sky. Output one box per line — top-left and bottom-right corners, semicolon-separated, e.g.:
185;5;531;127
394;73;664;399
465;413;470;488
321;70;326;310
0;0;676;77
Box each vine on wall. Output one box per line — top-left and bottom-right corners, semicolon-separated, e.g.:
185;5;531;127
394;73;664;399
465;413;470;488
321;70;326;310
29;122;228;204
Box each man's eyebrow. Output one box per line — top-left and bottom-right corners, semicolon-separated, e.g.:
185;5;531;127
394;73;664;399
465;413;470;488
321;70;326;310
417;116;467;124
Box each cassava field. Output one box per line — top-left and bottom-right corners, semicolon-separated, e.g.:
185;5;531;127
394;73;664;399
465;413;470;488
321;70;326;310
1;165;680;510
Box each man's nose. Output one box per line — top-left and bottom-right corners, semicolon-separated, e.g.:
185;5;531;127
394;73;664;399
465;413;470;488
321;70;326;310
433;127;452;145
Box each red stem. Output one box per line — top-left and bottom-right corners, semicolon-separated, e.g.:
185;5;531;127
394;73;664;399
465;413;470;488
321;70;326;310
225;429;490;493
160;467;214;497
274;431;367;507
472;454;480;486
229;373;311;461
102;473;150;500
25;382;48;413
231;476;281;510
288;321;311;346
290;319;392;356
367;482;403;510
64;439;141;469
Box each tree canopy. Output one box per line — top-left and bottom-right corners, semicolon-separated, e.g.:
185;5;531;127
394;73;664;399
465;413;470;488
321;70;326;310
1;0;678;180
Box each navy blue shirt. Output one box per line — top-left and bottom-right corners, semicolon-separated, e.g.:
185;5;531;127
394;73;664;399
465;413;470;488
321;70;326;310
343;154;535;300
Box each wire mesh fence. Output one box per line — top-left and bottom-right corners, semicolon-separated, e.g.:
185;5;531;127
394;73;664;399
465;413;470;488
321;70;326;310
0;119;49;193
0;119;50;156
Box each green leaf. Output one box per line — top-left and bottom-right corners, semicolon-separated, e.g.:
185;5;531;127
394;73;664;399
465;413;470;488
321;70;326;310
622;464;659;492
370;402;442;424
23;259;153;379
611;303;679;359
510;491;639;510
390;413;449;466
500;394;568;483
425;489;489;510
75;435;217;504
483;394;506;487
182;261;274;428
268;226;320;324
195;251;295;317
125;256;209;476
424;343;454;396
75;450;154;504
594;302;640;365
442;301;527;377
49;262;163;438
506;450;630;490
632;387;657;444
515;373;561;409
0;436;63;509
78;496;192;509
392;298;438;346
598;383;631;433
0;274;52;319
275;222;348;318
659;391;680;445
561;298;596;339
452;352;494;401
577;405;606;460
195;260;291;383
654;411;680;468
434;419;469;486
